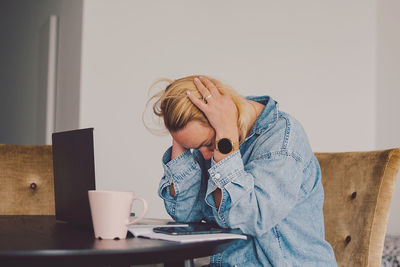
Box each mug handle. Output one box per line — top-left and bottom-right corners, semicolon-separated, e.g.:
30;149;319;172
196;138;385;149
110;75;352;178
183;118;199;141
126;196;148;225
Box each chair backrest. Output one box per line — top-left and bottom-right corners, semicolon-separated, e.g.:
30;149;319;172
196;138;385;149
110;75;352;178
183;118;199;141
315;148;400;267
0;144;55;215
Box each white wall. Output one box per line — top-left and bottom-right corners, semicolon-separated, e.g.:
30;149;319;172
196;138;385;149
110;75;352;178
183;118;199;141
0;0;55;144
54;0;83;132
80;0;377;220
0;0;83;144
376;0;400;235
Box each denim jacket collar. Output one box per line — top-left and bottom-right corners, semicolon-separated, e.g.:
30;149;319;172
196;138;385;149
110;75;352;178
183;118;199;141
246;95;279;137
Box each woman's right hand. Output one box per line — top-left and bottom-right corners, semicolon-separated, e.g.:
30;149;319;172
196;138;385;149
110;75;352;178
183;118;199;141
171;138;186;160
170;138;186;197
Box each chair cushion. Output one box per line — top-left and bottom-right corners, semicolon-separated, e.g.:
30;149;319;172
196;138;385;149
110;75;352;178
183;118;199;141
0;144;55;215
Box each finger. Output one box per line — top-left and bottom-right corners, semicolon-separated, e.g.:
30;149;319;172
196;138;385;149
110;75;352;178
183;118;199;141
198;76;220;96
193;77;211;98
209;78;225;92
186;91;207;112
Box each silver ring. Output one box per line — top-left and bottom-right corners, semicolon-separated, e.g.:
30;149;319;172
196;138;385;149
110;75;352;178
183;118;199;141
203;94;212;103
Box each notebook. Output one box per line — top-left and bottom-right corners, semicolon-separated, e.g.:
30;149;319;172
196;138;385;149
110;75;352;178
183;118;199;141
128;225;247;243
52;128;96;228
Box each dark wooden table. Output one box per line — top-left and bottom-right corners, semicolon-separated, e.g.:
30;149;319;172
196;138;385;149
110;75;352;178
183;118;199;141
0;216;237;267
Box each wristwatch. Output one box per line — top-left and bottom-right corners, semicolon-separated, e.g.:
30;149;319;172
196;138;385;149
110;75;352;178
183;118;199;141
216;138;239;154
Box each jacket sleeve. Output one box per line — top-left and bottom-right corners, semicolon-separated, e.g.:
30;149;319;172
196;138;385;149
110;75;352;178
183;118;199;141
158;147;205;222
205;149;305;237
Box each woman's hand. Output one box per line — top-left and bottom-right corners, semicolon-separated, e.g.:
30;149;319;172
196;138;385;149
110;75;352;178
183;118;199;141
187;76;239;144
187;76;238;205
169;138;186;197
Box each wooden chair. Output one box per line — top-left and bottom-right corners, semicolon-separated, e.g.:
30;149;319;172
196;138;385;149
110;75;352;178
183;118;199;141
0;144;55;215
316;148;400;267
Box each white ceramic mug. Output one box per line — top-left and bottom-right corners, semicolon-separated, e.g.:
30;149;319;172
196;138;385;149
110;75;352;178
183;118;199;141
88;190;148;239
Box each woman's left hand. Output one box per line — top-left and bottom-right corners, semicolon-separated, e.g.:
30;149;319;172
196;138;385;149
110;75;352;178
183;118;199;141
186;76;239;142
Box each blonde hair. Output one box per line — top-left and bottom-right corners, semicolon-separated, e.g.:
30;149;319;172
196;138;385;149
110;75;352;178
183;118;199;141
145;75;254;143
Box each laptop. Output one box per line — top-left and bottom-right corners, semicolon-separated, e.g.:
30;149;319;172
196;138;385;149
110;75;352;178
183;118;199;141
52;128;96;228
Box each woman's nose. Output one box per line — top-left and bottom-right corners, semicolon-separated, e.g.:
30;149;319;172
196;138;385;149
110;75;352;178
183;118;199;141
199;147;214;160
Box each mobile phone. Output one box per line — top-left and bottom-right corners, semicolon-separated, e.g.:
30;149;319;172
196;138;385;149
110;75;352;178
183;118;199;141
153;225;228;235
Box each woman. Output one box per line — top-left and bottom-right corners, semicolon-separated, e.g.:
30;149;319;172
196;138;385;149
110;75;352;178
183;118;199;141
147;75;337;266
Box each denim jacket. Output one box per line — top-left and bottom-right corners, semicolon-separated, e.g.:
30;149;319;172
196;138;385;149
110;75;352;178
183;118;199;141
158;96;337;267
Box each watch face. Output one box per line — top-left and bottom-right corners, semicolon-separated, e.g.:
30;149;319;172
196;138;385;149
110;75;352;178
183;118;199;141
217;138;233;154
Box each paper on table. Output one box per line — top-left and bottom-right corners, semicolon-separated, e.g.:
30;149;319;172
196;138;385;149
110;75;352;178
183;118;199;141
128;226;247;243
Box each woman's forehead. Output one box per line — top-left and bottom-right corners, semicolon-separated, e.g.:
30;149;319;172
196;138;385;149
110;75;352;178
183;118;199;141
170;121;214;148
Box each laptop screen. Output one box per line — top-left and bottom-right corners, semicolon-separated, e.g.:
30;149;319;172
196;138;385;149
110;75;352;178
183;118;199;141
52;128;96;227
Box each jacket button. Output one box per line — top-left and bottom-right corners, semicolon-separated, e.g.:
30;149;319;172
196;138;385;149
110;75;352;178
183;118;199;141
30;183;37;190
215;173;221;179
345;235;351;243
351;192;357;199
